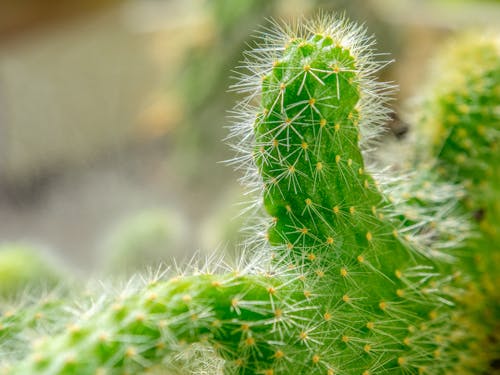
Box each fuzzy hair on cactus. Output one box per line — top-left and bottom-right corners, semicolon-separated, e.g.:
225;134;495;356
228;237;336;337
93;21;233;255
0;15;482;375
415;32;500;372
0;290;73;365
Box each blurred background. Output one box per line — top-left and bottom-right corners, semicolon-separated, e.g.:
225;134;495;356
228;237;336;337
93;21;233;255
0;0;498;283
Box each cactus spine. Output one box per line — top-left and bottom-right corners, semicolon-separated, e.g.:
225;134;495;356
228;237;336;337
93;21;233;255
0;293;71;365
1;16;487;375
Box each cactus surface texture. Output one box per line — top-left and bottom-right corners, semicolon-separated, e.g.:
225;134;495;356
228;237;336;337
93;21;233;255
1;15;498;375
0;292;72;365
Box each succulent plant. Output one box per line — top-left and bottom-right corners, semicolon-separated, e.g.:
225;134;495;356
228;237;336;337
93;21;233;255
1;15;498;375
415;32;500;372
0;243;62;299
100;209;187;275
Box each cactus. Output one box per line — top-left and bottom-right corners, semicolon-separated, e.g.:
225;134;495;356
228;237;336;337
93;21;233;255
199;186;249;256
0;244;75;369
0;15;491;375
415;32;500;372
229;15;467;373
100;210;187;275
0;291;72;366
0;243;62;299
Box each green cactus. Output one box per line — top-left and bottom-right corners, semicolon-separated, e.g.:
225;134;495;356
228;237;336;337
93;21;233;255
0;15;489;375
415;32;500;372
0;292;71;366
231;16;467;373
0;244;76;369
199;186;251;256
100;209;187;275
0;243;62;299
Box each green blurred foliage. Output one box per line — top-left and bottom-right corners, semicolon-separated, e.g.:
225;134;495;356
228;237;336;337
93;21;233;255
0;244;61;299
101;209;187;275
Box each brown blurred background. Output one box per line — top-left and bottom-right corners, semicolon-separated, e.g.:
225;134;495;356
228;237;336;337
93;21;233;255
0;0;498;276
